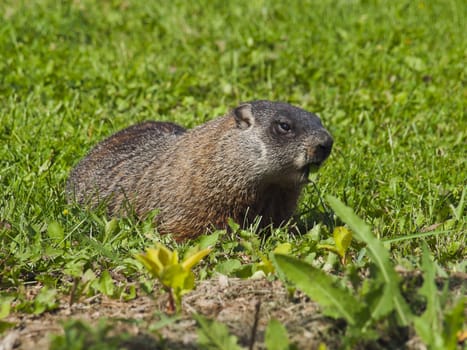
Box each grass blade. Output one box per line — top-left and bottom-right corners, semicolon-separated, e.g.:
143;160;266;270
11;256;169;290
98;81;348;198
273;254;363;325
326;195;412;325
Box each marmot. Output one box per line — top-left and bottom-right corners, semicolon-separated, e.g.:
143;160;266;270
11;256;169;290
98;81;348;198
66;100;333;240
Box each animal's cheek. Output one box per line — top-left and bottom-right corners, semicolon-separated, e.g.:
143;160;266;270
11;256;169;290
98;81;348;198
293;151;308;169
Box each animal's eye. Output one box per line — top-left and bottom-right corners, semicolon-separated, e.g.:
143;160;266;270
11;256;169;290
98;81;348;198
278;122;291;132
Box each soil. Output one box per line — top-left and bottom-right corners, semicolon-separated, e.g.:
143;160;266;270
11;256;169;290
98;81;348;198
1;273;465;350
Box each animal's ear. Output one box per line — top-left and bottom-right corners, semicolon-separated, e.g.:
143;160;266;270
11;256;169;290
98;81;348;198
233;103;254;129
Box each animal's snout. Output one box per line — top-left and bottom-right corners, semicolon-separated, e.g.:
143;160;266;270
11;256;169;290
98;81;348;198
309;130;333;165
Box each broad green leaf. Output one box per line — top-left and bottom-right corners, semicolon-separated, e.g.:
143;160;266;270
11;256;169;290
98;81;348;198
326;195;411;325
361;274;393;323
194;314;243;350
123;285;137;301
136;244;179;278
63;259;85;277
97;270;115;297
83;269;97;282
413;243;440;346
181;247;212;270
316;244;339;255
333;226;352;258
265;318;290;350
232;264;254;279
166;266;195;311
181;271;195;293
155;244;179;266
47;221;64;243
0;320;15;334
162;265;193;291
197;232;220;249
33;287;58;315
227;218;240;233
257;255;274;275
414;243;465;350
177;277;195;308
359;264;399;323
135;248;163;277
216;259;242;275
273;243;292;255
103;218;118;243
273;254;363;325
0;297;13;319
444;298;465;349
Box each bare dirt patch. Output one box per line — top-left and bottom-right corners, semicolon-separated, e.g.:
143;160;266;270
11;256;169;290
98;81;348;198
2;277;339;350
2;274;465;350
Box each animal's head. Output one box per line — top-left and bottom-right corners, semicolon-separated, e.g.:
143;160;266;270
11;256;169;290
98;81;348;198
233;100;333;186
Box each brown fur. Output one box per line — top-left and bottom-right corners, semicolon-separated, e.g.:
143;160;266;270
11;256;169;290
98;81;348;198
67;101;333;241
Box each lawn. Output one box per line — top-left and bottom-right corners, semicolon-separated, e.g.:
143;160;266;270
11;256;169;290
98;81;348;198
0;0;465;349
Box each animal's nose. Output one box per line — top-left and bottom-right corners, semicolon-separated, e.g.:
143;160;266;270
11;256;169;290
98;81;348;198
310;130;333;164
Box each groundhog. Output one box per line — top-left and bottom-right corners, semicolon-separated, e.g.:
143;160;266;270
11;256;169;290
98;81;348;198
66;100;333;240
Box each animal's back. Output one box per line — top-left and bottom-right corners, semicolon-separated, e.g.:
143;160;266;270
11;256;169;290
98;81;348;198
66;121;185;209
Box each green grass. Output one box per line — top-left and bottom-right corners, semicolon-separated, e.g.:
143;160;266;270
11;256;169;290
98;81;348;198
0;0;465;347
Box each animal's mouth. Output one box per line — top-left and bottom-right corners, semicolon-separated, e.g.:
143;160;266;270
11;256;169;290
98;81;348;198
299;162;322;184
